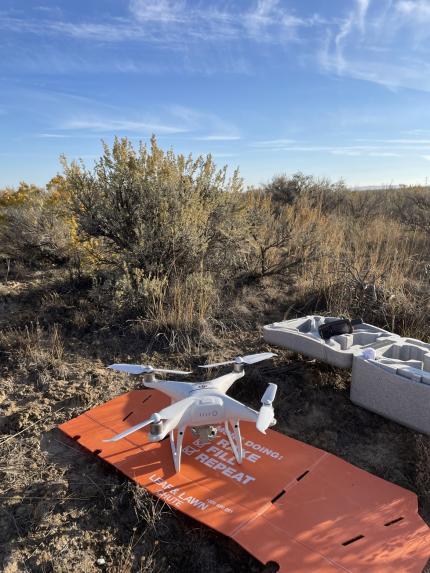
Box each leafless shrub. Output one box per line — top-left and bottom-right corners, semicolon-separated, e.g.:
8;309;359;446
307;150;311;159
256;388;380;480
336;189;381;219
395;186;430;236
262;172;346;210
234;191;321;286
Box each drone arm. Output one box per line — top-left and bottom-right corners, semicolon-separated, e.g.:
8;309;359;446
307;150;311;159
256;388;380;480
143;380;194;401
207;370;245;394
222;395;259;423
103;415;157;442
103;398;195;445
157;397;195;426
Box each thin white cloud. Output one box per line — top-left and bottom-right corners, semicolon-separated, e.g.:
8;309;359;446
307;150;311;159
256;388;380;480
212;152;237;158
255;142;408;157
355;138;430;147
37;133;70;138
330;149;362;156
0;2;329;79
396;0;430;19
0;9;255;76
0;1;323;46
166;105;240;139
4;1;430;97
321;0;430;92
421;154;430;160
406;129;430;135
60;118;188;134
365;138;430;144
245;0;297;40
53;104;240;141
33;5;64;17
357;0;371;31
367;151;401;157
195;135;241;141
132;0;319;45
332;0;372;72
251;138;296;147
129;0;185;23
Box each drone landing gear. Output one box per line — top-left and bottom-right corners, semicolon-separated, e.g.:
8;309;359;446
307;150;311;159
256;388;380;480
170;427;185;472
225;419;243;463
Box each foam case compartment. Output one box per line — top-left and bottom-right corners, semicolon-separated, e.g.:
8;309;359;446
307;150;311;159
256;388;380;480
263;316;430;435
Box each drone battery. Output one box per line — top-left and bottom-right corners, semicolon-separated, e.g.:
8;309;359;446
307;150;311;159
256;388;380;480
318;318;363;340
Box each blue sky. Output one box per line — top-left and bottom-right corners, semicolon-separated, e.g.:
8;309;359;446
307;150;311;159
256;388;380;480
2;0;430;188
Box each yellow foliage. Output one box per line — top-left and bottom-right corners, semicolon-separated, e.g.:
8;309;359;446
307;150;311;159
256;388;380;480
0;182;43;212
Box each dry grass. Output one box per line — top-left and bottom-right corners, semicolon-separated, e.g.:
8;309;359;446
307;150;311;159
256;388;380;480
1;271;429;572
292;207;430;338
1;174;430;571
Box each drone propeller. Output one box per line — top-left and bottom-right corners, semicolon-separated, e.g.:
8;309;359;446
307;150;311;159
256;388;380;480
199;352;277;369
108;363;192;376
256;383;277;434
103;398;195;443
103;413;161;442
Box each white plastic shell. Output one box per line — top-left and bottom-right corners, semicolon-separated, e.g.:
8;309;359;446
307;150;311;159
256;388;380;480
263;316;430;434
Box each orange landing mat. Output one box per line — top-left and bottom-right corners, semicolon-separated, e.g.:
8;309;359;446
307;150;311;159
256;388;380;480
59;390;430;572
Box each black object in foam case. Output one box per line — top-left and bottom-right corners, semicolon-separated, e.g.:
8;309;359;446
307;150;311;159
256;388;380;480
318;318;363;340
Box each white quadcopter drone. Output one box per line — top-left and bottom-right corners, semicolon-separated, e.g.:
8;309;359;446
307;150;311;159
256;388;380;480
104;352;278;472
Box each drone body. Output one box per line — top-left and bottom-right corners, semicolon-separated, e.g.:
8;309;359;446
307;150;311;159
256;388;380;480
104;353;278;472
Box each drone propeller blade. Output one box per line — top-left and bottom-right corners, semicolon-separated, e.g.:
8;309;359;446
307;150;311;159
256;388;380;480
242;352;277;364
154;368;193;376
108;364;191;376
103;398;195;444
256;383;278;434
103;414;159;442
108;364;148;375
261;382;278;405
198;360;235;369
199;352;277;369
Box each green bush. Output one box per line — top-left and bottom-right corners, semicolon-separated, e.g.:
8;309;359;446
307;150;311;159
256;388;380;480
62;136;243;278
61;137;249;332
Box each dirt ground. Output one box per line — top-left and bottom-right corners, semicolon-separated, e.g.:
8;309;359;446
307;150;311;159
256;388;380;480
1;271;429;572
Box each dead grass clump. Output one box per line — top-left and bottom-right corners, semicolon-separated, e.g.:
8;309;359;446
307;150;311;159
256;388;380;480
236;191;321;286
292;210;430;339
0;322;65;374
